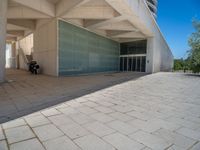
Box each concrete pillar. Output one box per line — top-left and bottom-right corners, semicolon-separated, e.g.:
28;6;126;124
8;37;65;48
10;42;16;68
0;0;7;83
146;37;154;73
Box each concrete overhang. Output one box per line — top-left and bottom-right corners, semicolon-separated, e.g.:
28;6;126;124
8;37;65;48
6;0;155;42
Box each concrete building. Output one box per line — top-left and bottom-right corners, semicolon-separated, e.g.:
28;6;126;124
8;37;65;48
146;0;158;18
0;0;173;82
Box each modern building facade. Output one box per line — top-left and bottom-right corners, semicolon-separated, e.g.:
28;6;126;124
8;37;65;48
0;0;173;82
146;0;158;18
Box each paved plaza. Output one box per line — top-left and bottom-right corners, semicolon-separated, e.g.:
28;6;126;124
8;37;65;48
0;70;200;150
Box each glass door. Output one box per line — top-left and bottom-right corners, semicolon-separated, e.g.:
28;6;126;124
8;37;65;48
141;56;146;72
123;57;127;71
120;56;146;72
128;57;132;71
132;57;136;71
120;57;123;71
136;57;141;72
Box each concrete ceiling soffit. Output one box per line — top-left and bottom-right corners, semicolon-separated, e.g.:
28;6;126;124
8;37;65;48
7;23;28;31
6;36;17;42
7;34;17;38
83;19;106;28
106;30;132;37
82;0;112;7
118;38;146;43
105;0;133;16
65;19;84;26
105;0;153;37
92;29;107;36
47;0;60;4
85;15;128;29
7;30;25;37
128;19;152;37
62;0;118;20
62;5;117;20
7;19;35;30
10;0;55;17
56;0;91;17
7;6;52;19
98;20;138;31
111;31;146;38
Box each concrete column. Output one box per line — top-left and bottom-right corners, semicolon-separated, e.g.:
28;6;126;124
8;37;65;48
146;37;154;73
10;42;16;68
0;0;8;83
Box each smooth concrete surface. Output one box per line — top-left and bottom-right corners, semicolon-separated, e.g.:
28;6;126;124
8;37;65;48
146;37;154;73
126;0;173;72
0;0;7;83
33;19;58;76
17;34;33;70
0;70;200;150
10;43;16;69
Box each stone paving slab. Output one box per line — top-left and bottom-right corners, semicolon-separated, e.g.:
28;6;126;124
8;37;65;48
0;126;5;140
190;142;200;150
9;138;45;150
5;125;35;144
43;136;81;150
153;128;196;149
129;130;172;150
0;71;200;149
74;134;115;150
103;133;145;150
0;140;8;150
83;121;115;137
33;124;64;142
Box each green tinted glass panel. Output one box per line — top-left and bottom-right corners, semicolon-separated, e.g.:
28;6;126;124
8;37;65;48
59;20;120;76
120;40;147;55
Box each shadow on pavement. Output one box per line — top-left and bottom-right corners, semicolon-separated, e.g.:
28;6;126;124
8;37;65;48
184;73;200;77
0;69;149;123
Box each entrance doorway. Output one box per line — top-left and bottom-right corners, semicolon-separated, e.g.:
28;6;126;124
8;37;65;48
120;56;146;72
120;40;147;72
6;44;12;68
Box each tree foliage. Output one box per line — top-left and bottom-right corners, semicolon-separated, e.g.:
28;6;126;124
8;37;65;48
188;20;200;73
174;59;184;71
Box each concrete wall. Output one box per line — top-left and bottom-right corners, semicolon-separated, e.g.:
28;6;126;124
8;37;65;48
33;19;58;76
17;34;33;70
146;38;154;73
152;31;174;72
0;0;7;82
10;42;17;69
126;0;174;73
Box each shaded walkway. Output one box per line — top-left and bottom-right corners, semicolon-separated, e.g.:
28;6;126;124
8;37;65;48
0;69;147;123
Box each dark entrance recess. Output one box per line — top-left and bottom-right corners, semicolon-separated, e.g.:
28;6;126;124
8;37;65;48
120;40;147;72
120;56;146;72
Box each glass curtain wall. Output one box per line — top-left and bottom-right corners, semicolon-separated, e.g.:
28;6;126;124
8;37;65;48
120;40;147;72
59;20;120;76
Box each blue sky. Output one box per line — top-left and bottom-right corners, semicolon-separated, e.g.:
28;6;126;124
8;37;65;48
157;0;200;59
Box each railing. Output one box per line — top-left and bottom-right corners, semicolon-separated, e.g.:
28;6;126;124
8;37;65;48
18;48;32;66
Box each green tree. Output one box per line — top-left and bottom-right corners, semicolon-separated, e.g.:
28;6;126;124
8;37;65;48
188;20;200;73
174;59;184;71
